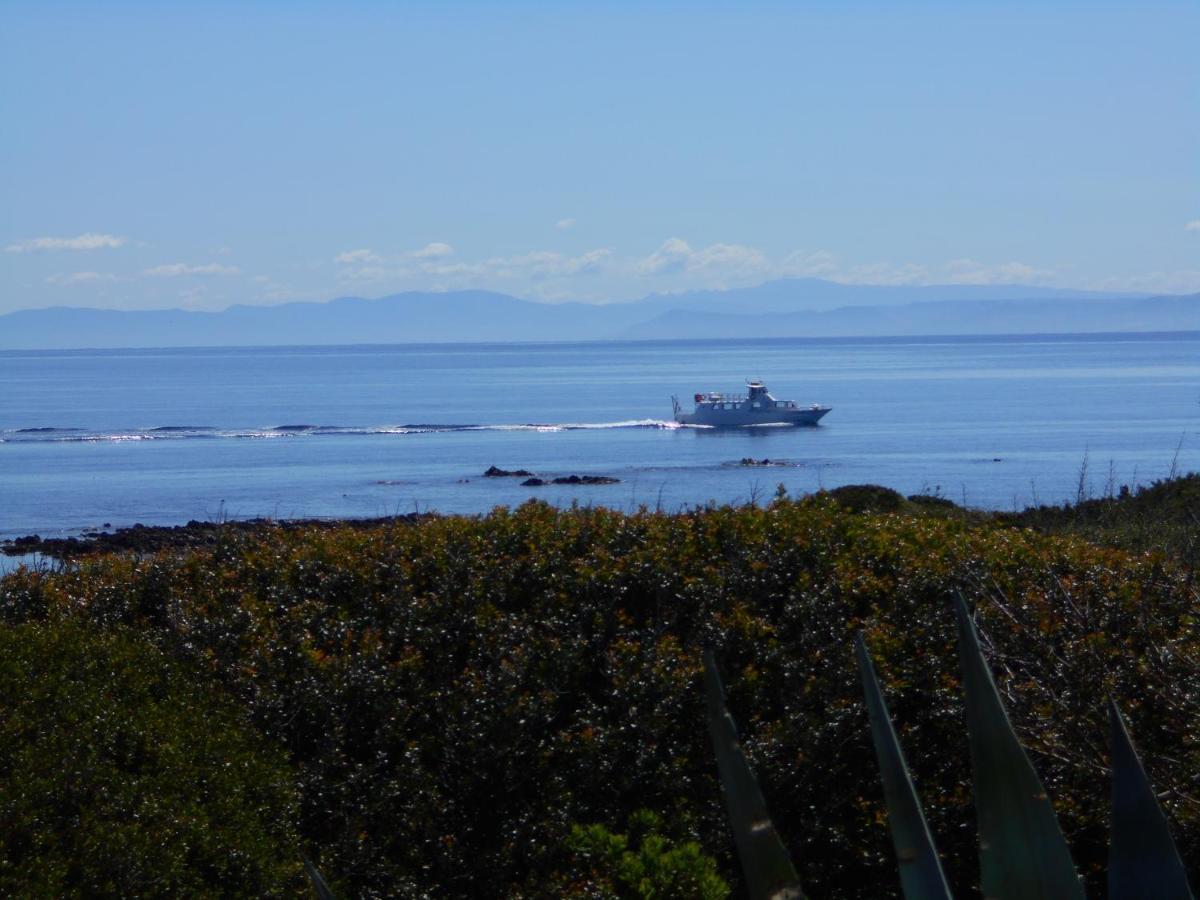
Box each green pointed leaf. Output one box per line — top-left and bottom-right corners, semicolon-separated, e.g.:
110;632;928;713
953;593;1084;899
303;858;336;900
855;634;954;900
1108;700;1194;900
703;649;805;900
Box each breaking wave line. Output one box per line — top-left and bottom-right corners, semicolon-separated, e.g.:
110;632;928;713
0;420;687;444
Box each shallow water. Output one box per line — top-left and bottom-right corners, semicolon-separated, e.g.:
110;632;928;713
1;333;1197;543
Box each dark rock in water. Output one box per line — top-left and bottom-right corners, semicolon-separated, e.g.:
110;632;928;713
521;474;620;487
740;457;775;467
5;534;42;553
1;513;430;560
484;465;535;477
553;475;619;485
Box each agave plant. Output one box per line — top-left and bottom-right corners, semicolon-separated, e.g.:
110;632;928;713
304;858;336;900
854;635;952;900
702;649;806;900
1107;699;1193;899
704;592;1195;900
950;592;1084;899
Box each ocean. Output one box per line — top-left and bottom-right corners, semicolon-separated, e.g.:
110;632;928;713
2;334;1197;556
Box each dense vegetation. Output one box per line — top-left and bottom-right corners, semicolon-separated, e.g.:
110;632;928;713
0;622;301;896
1;477;1197;897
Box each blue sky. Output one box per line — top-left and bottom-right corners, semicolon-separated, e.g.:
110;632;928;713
2;1;1197;314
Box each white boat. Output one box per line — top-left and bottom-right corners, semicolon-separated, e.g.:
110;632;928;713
672;380;830;427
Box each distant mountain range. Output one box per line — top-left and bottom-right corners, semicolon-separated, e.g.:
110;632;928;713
2;279;1197;349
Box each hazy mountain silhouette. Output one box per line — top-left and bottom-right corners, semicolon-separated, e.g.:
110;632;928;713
1;280;1194;349
633;278;1140;315
615;294;1200;340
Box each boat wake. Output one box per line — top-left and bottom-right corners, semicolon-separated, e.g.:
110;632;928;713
0;420;690;444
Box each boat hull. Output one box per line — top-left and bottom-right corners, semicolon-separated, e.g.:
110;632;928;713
675;406;830;427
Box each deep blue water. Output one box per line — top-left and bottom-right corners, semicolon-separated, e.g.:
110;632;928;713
1;335;1197;553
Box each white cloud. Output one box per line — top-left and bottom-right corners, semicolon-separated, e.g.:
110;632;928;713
835;261;930;285
335;243;452;271
555;218;576;231
176;287;211;308
249;276;296;302
408;261;472;277
45;271;119;285
774;251;1049;287
936;258;1044;285
142;263;239;277
6;233;126;253
403;248;611;281
339;265;388;282
689;242;768;273
779;250;839;278
410;242;454;260
1185;220;1200;232
636;238;693;275
636;238;768;276
335;248;381;264
484;248;611;278
1085;269;1200;294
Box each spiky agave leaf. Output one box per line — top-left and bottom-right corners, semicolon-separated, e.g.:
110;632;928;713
702;649;805;900
953;593;1084;899
303;858;336;900
855;634;954;900
1108;700;1194;899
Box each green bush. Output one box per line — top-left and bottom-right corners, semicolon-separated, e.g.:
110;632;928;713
1003;472;1200;576
0;621;302;897
825;483;907;513
1;490;1197;896
552;810;728;898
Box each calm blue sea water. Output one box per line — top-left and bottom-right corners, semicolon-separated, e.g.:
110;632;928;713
2;335;1197;556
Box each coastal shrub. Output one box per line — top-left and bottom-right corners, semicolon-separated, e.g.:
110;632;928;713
824;483;906;513
1;491;1197;896
0;620;302;897
549;810;729;898
1005;472;1200;577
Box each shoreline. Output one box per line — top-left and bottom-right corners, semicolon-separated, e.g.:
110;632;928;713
4;472;1195;563
1;513;429;561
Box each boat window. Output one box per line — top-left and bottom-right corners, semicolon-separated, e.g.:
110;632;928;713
752;402;761;409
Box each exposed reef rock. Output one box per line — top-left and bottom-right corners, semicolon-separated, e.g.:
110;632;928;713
522;475;620;487
2;515;427;561
483;466;535;477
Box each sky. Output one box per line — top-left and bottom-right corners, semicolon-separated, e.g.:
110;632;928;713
2;1;1198;314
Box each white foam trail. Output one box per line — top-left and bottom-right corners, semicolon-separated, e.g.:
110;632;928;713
3;419;687;443
563;419;679;430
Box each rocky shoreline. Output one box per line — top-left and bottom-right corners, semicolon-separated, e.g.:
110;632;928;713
2;464;625;561
1;514;428;561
